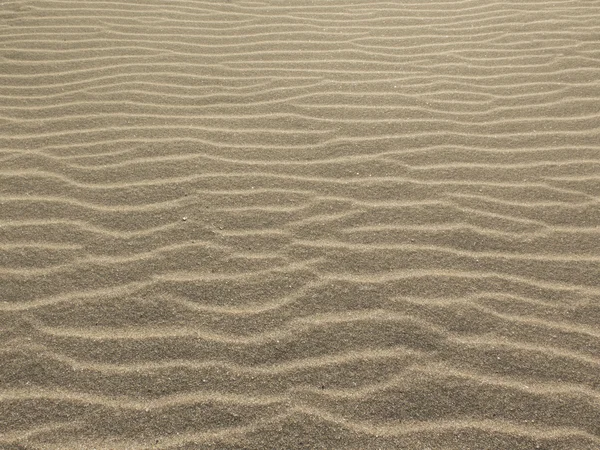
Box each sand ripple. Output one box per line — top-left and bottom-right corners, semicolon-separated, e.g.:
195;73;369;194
1;0;599;448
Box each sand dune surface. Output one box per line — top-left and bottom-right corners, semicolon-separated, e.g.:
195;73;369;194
1;0;600;448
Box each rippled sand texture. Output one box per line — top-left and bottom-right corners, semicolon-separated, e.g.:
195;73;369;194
1;0;600;448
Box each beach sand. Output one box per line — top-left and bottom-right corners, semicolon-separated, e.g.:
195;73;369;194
1;0;599;448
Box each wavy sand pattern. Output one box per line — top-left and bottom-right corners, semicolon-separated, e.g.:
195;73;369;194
1;0;600;448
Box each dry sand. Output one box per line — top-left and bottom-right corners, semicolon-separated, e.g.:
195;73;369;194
1;0;600;448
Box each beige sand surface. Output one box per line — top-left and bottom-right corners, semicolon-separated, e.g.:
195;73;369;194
1;0;600;448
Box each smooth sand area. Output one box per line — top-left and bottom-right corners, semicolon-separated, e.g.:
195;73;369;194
1;0;599;448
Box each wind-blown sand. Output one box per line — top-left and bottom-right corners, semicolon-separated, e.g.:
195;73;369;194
1;0;599;448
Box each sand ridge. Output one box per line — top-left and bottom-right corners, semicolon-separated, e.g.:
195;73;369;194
1;0;600;448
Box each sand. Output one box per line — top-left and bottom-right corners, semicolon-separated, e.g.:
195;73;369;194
1;0;599;448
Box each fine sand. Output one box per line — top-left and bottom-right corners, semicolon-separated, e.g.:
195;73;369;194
1;0;600;449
